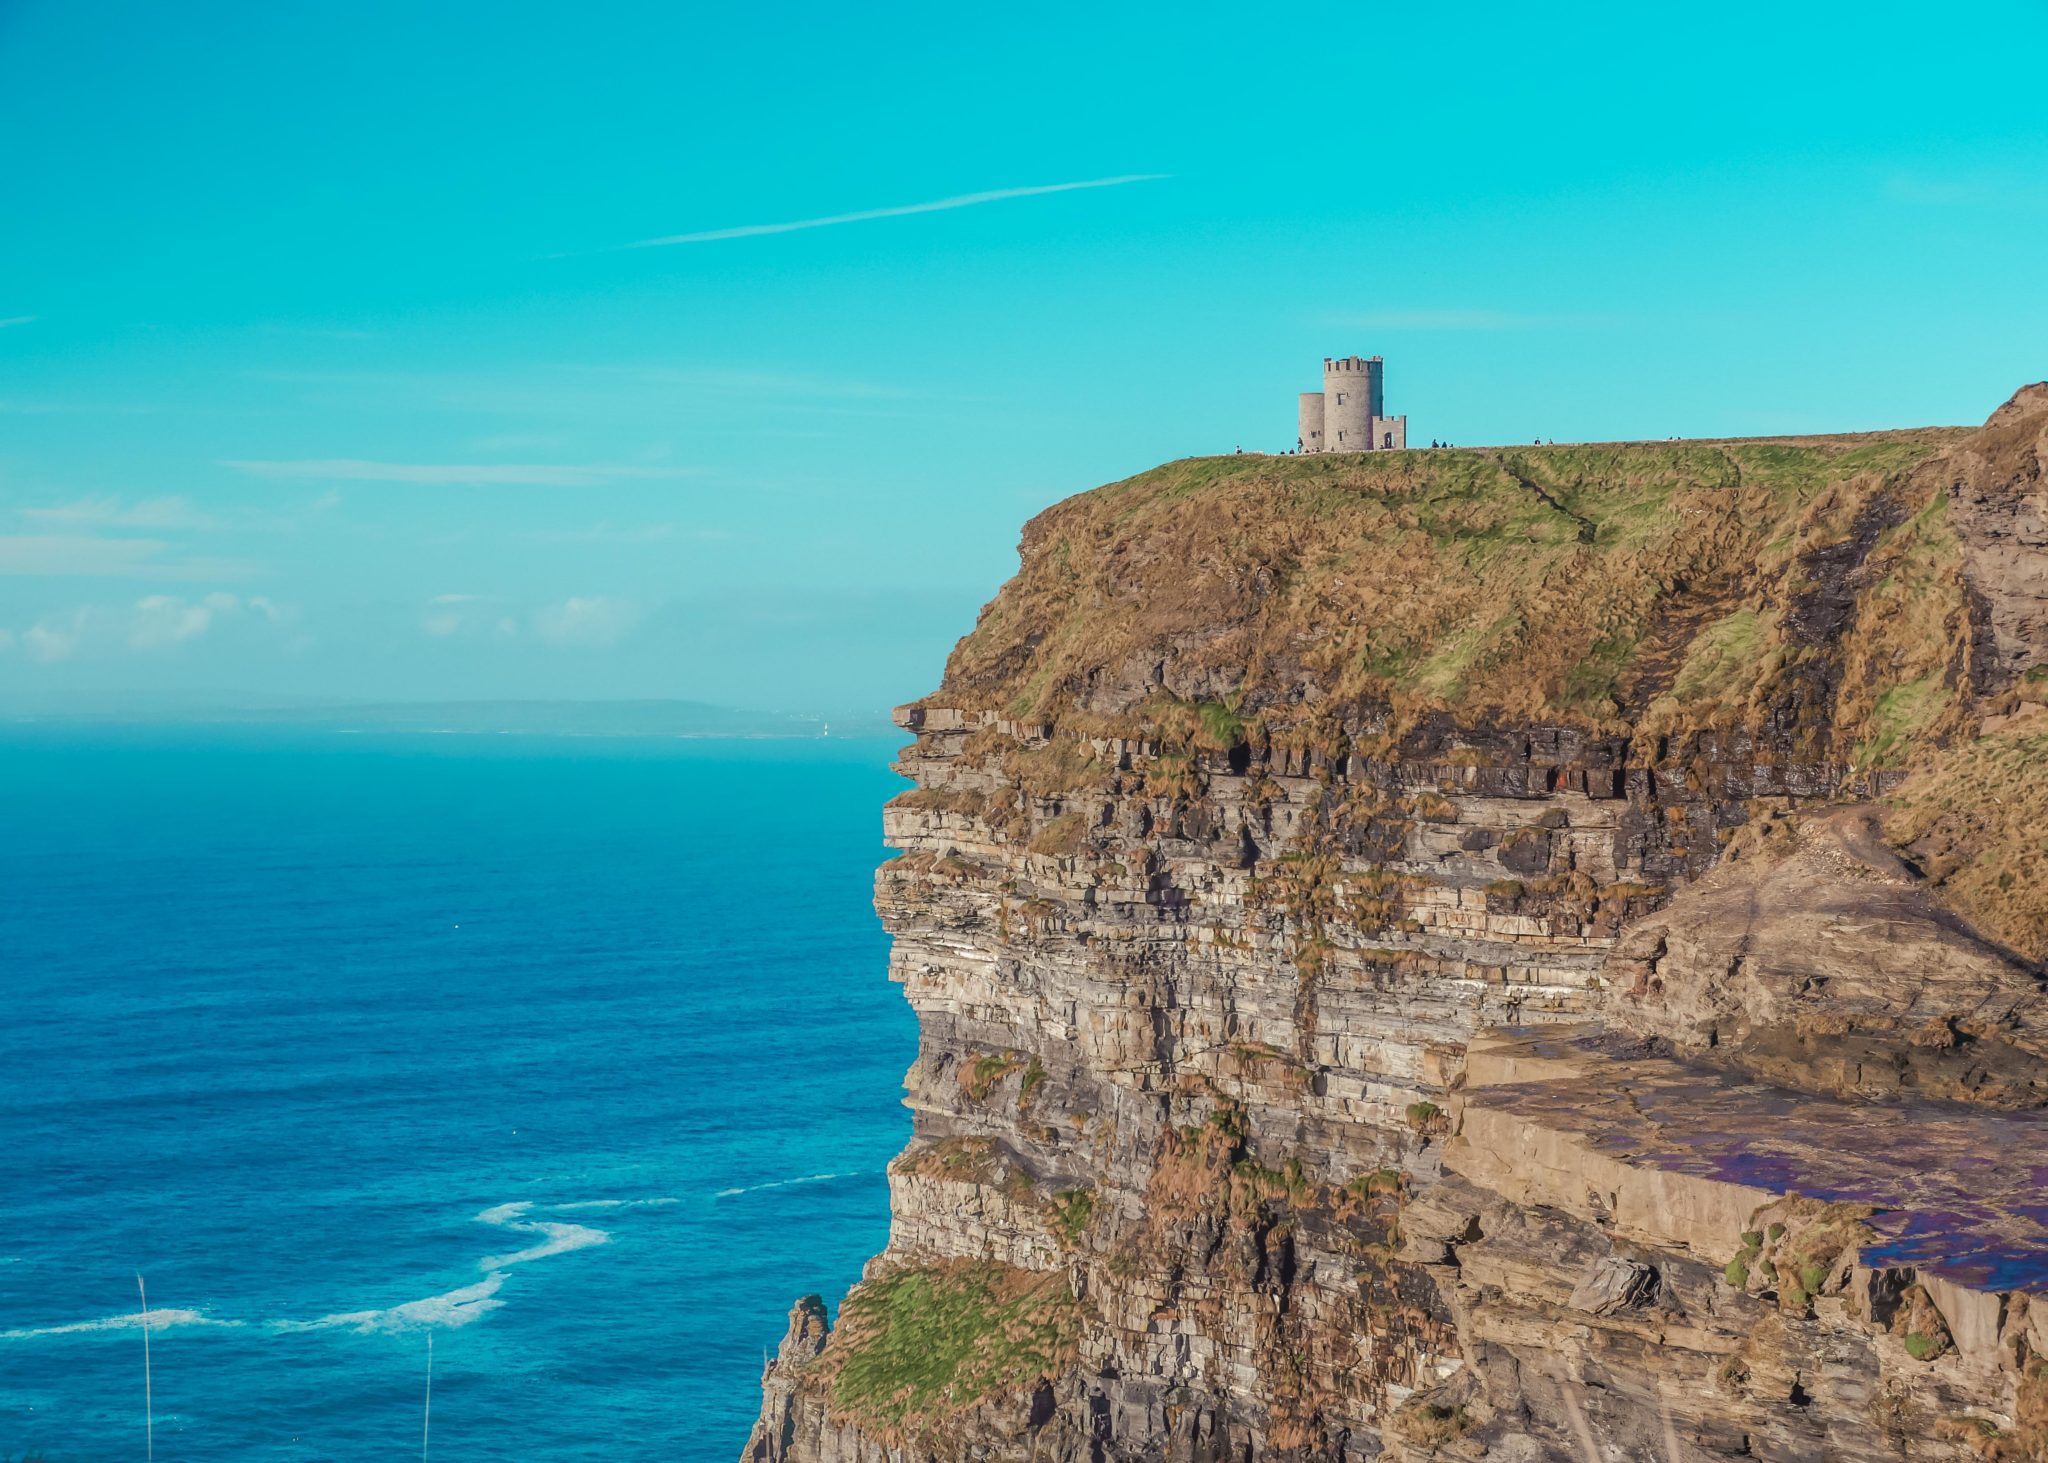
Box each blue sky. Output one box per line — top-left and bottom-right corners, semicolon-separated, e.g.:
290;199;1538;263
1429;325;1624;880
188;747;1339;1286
2;1;2044;714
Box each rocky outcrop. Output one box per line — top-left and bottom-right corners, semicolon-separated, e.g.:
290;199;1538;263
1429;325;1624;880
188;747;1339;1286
1411;1027;2048;1462
744;392;2048;1463
1950;382;2048;696
1608;806;2048;1105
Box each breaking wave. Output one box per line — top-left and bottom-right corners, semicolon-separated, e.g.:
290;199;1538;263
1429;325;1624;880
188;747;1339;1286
2;1308;242;1339
714;1170;864;1199
276;1274;506;1335
473;1201;610;1269
4;1199;629;1342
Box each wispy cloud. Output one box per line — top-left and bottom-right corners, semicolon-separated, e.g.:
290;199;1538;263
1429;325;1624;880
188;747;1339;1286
595;174;1170;252
18;492;338;537
532;595;637;648
22;496;215;531
220;459;698;487
0;534;263;580
6;593;289;663
0;315;35;330
20;614;86;662
130;591;262;650
415;592;641;647
553;363;934;402
0;535;181;577
421;593;479;638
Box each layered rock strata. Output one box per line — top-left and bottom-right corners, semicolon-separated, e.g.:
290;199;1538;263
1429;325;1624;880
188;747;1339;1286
745;391;2048;1463
1411;1027;2048;1461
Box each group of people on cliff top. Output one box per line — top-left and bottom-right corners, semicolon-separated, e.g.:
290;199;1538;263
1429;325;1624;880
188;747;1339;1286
1245;439;1468;454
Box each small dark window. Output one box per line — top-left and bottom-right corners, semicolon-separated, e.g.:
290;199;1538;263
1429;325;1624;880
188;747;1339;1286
1335;393;1346;405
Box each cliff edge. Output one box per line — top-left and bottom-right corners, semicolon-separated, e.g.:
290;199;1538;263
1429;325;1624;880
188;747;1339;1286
745;389;2048;1463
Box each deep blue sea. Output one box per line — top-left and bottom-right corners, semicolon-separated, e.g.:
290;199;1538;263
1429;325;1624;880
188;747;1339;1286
0;728;915;1463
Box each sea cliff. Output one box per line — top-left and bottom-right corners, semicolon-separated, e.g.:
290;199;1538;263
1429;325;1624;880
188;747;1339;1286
746;387;2048;1462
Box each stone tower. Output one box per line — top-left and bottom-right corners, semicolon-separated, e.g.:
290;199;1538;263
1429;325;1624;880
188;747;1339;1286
1297;355;1407;453
1297;392;1325;453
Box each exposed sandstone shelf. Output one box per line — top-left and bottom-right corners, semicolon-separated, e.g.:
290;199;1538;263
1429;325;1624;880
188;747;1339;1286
1453;1025;2048;1299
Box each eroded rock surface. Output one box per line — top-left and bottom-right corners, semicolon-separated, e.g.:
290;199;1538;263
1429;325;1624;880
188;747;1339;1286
743;393;2048;1463
1609;806;2048;1105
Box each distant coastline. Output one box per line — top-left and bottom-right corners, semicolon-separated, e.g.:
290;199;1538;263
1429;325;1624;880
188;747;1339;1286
0;697;901;740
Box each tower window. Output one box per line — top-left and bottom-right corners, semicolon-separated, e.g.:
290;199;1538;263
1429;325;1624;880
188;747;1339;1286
1335;393;1346;405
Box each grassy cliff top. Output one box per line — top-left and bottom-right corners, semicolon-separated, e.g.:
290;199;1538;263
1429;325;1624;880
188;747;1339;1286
930;385;2048;956
943;418;2021;759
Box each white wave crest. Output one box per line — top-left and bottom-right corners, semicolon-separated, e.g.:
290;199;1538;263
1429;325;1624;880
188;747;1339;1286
714;1170;862;1199
276;1274;506;1335
2;1308;241;1340
5;1200;623;1344
552;1197;679;1212
473;1201;609;1269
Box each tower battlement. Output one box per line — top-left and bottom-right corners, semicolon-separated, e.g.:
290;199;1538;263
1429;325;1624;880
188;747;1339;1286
1297;353;1405;453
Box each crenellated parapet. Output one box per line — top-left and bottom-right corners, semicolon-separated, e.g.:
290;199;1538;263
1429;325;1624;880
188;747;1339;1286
1299;353;1405;452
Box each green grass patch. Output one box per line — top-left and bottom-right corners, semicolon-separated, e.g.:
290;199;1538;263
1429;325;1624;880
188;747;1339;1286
830;1263;1080;1430
960;1051;1026;1101
1670;608;1772;705
1404;1101;1448;1136
1194;699;1244;748
1018;1055;1047;1108
1559;630;1639;713
1049;1189;1095;1242
1346;1167;1405;1199
1415;615;1522;700
1855;674;1945;768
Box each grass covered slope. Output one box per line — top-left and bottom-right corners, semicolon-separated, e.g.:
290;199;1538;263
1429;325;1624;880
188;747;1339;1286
933;387;2048;957
820;1262;1079;1442
1886;709;2048;961
944;428;1978;761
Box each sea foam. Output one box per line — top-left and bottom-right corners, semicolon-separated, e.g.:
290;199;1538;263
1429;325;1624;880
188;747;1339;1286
2;1308;241;1340
473;1200;610;1269
4;1200;623;1343
277;1273;507;1335
714;1170;864;1199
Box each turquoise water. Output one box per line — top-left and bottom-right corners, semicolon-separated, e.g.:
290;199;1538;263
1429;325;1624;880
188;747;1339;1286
0;728;915;1462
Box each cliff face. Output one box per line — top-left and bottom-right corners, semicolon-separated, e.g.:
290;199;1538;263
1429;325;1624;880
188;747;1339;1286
745;390;2048;1463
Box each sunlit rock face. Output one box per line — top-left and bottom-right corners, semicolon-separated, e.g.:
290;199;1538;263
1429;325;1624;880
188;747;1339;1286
744;391;2048;1463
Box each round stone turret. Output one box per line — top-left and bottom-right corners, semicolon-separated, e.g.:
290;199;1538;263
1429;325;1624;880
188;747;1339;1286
1322;356;1384;453
1297;392;1325;452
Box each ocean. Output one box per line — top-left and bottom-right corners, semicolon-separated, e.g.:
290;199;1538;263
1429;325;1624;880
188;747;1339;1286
0;727;916;1462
